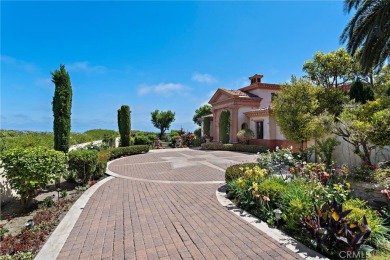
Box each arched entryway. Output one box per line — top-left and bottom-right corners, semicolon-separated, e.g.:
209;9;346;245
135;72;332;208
219;110;230;143
241;123;248;130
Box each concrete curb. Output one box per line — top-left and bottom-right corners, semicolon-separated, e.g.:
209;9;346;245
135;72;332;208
35;176;114;260
215;185;328;260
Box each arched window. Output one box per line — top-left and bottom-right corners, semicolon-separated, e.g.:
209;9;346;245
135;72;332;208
241;123;248;130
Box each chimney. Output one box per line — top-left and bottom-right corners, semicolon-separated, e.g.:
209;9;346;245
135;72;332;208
249;74;263;85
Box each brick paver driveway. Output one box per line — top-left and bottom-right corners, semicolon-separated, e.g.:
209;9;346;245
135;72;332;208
57;149;299;259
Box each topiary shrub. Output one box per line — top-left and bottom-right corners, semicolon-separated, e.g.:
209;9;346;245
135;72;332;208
219;111;230;144
0;147;67;205
236;129;255;144
203;117;211;136
68;150;98;184
118;105;131;147
108;145;149;160
52;64;72;153
225;163;259;183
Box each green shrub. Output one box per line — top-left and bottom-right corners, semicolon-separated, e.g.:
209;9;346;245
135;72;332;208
258;176;287;206
225;163;259;183
94;150;110;178
201;143;267;153
0;147;67;205
236;129;255;144
194;128;201;138
68;150;98;184
343;199;390;251
279;180;313;231
134;132;156;145
191;137;205;147
108;145;149;160
63;170;77;183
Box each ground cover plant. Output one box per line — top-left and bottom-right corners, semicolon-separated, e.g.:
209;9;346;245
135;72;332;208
0;129;119;151
226;147;390;259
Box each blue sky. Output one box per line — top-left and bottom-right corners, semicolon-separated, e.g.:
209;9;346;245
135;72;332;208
1;1;351;133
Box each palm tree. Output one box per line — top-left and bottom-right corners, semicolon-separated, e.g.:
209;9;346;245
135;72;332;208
340;0;390;72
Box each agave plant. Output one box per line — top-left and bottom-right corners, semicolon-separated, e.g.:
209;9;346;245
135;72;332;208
301;199;371;256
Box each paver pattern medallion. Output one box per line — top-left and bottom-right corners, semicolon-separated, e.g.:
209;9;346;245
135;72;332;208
57;149;299;260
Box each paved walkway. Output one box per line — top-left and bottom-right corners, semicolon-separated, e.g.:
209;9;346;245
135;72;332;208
56;149;299;259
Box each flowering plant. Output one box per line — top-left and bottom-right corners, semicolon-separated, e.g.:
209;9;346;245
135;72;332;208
257;146;296;178
290;163;349;185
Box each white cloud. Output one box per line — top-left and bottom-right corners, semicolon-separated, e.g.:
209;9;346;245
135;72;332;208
67;61;106;73
138;83;185;97
192;73;217;84
0;55;37;72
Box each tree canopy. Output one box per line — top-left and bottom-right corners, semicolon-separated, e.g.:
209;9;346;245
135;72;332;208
302;48;356;88
334;97;390;164
341;0;390;72
193;104;212;126
151;110;175;139
273;77;332;151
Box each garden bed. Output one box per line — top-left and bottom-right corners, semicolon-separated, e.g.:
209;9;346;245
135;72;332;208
225;147;390;259
0;178;104;259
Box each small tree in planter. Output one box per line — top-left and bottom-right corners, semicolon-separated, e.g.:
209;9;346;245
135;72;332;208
237;129;255;144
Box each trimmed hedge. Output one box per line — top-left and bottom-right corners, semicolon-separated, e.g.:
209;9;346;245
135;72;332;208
201;143;267;153
68;150;99;184
225;162;258;183
108;145;149;160
95;150;110;178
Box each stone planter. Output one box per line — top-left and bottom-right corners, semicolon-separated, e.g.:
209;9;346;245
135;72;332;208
350;180;389;209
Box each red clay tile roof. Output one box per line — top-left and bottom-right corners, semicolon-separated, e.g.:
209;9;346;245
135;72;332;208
221;89;259;98
240;82;281;92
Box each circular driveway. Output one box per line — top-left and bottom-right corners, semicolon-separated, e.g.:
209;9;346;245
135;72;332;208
107;149;256;183
56;149;300;260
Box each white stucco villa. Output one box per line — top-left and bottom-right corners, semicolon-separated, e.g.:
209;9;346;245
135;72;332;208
202;74;303;151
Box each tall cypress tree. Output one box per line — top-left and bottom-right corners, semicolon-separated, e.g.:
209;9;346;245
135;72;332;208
118;105;131;146
117;109;122;140
52;65;72;152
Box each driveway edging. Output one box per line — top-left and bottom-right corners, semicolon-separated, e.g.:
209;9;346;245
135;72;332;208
35;176;114;260
215;185;328;260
